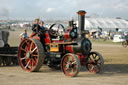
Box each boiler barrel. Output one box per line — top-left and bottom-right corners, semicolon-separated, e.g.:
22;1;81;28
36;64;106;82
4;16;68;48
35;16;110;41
72;38;92;55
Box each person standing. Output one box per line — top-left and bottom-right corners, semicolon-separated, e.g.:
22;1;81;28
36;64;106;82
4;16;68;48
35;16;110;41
20;29;28;40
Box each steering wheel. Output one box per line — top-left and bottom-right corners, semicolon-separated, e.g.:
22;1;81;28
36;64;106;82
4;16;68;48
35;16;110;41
49;23;65;37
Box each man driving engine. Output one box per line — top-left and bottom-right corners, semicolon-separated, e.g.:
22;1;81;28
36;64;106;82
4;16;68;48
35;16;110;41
30;18;41;37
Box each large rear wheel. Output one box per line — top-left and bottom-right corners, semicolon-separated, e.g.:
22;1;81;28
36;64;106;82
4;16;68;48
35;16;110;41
18;38;45;72
86;51;104;73
61;53;80;77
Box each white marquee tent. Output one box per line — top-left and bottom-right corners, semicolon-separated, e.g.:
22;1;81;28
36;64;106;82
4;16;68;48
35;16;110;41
83;18;128;31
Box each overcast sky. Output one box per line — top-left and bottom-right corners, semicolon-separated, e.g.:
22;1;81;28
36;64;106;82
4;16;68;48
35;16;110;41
0;0;128;20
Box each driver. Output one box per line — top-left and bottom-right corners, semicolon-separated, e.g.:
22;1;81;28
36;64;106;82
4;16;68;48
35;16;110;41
39;21;46;48
40;21;45;30
30;18;41;37
38;21;46;39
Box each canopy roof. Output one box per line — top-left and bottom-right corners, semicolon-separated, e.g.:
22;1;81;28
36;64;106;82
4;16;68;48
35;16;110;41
84;18;128;31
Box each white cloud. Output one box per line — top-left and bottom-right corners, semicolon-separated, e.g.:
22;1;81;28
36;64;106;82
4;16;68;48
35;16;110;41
46;8;55;13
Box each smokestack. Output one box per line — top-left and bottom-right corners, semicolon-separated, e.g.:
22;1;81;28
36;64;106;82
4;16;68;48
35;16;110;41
77;10;86;38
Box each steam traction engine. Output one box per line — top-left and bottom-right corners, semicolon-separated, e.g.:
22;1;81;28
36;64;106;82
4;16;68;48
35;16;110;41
18;10;104;77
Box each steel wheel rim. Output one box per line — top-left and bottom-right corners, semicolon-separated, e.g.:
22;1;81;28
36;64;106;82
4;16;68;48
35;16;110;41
87;52;104;73
62;54;80;77
18;39;39;71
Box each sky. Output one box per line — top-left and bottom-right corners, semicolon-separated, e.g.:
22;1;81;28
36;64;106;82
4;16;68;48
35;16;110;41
0;0;128;20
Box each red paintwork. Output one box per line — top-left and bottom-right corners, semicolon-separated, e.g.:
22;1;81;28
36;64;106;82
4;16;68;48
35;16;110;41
65;45;74;53
44;32;51;44
29;32;40;40
77;53;87;66
64;31;70;39
30;32;37;38
64;27;72;39
32;36;40;40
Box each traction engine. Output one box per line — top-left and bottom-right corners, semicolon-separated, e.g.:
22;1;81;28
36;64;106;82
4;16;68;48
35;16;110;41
18;10;104;77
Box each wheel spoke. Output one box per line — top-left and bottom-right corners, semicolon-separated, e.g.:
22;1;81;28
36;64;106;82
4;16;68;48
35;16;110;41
25;40;29;47
88;57;95;63
64;60;68;64
92;54;97;61
25;60;30;68
25;46;29;52
21;57;26;60
91;65;94;70
31;60;34;69
97;60;102;64
92;54;96;58
64;65;67;68
66;68;69;72
30;42;33;52
71;56;74;62
26;41;31;51
21;47;26;52
32;54;38;57
94;66;97;72
68;56;72;63
72;61;76;64
90;55;95;61
31;58;37;65
96;57;100;61
31;47;37;53
97;62;101;64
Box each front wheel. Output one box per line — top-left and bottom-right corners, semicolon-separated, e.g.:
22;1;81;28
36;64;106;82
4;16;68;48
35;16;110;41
86;51;104;73
61;53;80;77
18;38;45;72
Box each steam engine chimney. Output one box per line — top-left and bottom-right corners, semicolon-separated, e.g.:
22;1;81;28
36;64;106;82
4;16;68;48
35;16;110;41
77;10;86;38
